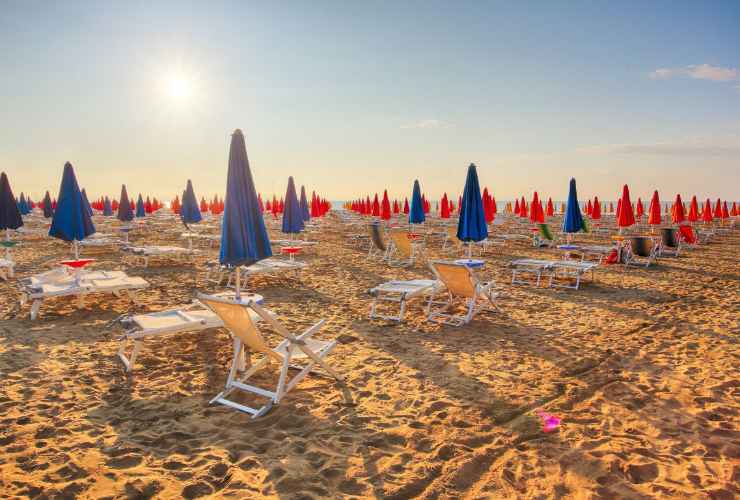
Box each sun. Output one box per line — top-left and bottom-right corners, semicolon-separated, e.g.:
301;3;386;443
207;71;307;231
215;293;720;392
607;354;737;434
165;74;191;100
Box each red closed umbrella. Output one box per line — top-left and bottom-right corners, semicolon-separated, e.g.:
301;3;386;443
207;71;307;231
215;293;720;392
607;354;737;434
482;188;493;223
380;190;391;220
616;198;622;220
713;199;722;218
647;190;661;225
519;196;527;217
591;197;601;220
403;198;409;214
530;192;544;223
618;185;635;228
491;196;497;214
586;199;593;216
393;199;399;214
636;198;644;218
702;199;713;223
687;196;699;222
672;194;685;223
731;202;737;217
440;193;450;218
514;198;520;215
372;194;380;217
721;201;729;219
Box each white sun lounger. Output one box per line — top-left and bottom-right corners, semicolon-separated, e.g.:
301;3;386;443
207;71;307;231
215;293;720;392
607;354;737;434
227;258;307;287
121;245;199;267
19;268;149;320
427;261;499;326
368;279;443;322
117;293;272;372
547;260;598;290
510;259;555;286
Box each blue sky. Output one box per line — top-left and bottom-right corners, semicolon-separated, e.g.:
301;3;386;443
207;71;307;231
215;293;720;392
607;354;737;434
1;1;738;203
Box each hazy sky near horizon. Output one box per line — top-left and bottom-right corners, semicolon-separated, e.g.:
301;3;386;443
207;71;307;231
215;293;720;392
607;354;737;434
1;1;739;203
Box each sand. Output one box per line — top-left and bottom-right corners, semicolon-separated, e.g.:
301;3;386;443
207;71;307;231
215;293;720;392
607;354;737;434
0;215;738;499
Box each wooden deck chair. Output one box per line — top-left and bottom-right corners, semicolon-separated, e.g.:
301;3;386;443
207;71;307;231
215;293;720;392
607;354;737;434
197;293;343;418
388;231;423;267
427;261;499;326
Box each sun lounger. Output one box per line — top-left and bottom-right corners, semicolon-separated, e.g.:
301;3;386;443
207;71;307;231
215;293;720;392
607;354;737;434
367;222;389;259
121;245;198;267
19;268;149;320
624;236;658;267
427;260;498;326
511;259;555;286
387;230;424;267
547;260;598;290
368;279;443;322
197;293;343;418
226;257;307;287
117;293;271;372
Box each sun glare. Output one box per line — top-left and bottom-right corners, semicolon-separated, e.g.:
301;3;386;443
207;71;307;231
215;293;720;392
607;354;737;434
165;75;191;100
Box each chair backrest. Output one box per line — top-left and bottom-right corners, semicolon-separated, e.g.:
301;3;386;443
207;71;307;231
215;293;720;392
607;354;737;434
368;223;386;251
197;294;282;362
431;261;476;298
660;228;678;248
678;225;696;244
538;223;554;241
389;231;412;257
630;236;653;257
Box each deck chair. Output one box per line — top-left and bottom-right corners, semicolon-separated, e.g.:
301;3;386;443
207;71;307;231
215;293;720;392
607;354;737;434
427;261;499;326
121;245;198;267
367;222;388;259
368;279;443;322
533;223;556;248
510;259;555;286
387;231;423;267
659;227;680;257
548;261;598;290
625;236;658;267
197;293;343;418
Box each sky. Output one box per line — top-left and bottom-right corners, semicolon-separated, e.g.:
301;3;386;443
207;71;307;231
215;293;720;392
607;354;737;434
1;1;738;204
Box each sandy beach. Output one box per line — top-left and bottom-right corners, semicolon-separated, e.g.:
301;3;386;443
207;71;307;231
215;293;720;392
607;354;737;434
0;214;737;499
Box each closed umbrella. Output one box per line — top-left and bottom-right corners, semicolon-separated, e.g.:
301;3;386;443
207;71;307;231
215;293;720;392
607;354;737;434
702;199;713;223
282;176;304;237
636;198;644;219
672;194;685;224
591;196;601;220
687;196;699;222
181;179;203;226
220;129;272;299
381;190;391;221
617;185;635;229
0;172;24;242
299;186;310;222
49;162;96;259
647;190;661;225
713;199;722;219
562;178;585;239
409;180;425;224
81;188;94;217
546;197;555;217
457;163;487;258
42;191;54;218
103;196;113;216
440;193;450;219
135;194;146;218
117;185;134;222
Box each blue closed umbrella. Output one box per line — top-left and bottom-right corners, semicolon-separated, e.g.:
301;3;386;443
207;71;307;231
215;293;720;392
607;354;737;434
103;196;113;216
49;162;96;258
457;163;488;257
117;185;134;222
42;191;54;218
81;188;94;217
135;194;146;218
409;179;425;224
299;185;310;222
180;179;202;225
18;193;30;215
562;178;585;235
0;172;24;234
282;177;304;235
219;129;272;298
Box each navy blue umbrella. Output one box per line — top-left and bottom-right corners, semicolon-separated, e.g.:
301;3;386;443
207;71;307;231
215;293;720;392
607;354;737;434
18;193;30;215
49;162;96;257
117;185;134;222
409;179;425;224
180;179;202;225
457;163;488;257
42;191;54;218
299;185;311;222
220;129;272;298
81;188;94;217
0;172;24;234
135;194;146;218
562;178;585;234
282;177;304;235
103;196;113;216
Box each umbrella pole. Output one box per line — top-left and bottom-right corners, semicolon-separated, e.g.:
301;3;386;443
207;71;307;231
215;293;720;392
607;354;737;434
235;266;241;301
5;229;10;260
467;242;472;259
74;240;79;260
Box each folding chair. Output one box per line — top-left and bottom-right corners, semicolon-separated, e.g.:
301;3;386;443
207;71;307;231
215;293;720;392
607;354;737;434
197;293;343;418
427;261;499;326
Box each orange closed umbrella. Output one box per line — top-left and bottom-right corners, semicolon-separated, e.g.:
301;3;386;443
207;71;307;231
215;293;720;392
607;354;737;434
618;185;635;228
